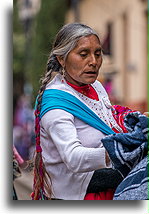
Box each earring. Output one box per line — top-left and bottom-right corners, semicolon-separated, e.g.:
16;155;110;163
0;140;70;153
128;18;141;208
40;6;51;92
61;67;65;83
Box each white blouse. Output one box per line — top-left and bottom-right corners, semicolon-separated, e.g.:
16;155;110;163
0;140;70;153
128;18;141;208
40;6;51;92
40;74;121;200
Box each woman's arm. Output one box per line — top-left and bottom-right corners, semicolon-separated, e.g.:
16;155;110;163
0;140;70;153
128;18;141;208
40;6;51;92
41;109;108;173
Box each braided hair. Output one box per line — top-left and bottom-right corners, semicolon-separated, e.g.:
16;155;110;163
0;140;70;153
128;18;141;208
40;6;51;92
31;55;61;200
32;23;100;200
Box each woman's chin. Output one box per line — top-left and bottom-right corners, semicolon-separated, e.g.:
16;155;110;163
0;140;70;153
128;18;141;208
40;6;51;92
83;77;97;85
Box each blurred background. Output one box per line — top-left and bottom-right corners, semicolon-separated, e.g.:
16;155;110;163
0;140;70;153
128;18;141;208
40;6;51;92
13;0;148;200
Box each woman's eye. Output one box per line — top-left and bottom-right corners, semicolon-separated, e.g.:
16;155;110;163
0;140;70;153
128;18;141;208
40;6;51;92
95;52;101;57
80;53;87;57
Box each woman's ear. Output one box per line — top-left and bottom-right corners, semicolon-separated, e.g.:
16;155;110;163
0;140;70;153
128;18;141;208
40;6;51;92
56;56;65;67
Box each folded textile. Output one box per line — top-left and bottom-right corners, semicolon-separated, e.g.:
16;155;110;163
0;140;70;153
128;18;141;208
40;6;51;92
86;168;123;193
113;156;148;200
101;112;149;200
101;112;148;178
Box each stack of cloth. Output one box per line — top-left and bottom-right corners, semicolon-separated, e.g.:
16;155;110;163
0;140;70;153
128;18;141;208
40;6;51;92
101;112;149;200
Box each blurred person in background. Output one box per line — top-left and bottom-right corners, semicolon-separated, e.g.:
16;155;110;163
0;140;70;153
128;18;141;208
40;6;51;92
13;146;28;200
31;23;148;200
13;95;35;161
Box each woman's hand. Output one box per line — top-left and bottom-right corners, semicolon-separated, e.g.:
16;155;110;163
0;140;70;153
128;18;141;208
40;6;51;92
143;112;149;117
105;151;110;166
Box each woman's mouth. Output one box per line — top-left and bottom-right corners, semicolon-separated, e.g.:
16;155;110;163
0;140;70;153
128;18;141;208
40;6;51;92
84;71;97;75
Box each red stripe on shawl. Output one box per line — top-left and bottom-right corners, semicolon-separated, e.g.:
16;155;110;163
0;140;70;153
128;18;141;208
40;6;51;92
112;105;135;133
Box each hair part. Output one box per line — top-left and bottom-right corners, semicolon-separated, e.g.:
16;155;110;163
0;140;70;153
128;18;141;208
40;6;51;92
52;22;100;60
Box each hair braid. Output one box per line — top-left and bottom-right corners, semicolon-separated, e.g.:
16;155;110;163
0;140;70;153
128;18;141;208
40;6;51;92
36;53;62;115
32;55;61;200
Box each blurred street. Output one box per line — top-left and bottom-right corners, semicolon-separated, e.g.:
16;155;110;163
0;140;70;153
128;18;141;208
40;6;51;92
14;169;33;200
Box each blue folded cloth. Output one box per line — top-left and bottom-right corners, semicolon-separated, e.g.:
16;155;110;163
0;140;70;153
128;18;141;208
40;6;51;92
101;112;149;200
101;112;148;177
114;156;148;200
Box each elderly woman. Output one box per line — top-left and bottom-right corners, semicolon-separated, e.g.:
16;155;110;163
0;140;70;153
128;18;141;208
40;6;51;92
31;23;147;200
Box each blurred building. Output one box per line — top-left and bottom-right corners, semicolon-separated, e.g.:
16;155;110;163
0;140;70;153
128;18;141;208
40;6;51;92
17;0;41;37
66;0;147;112
14;0;41;109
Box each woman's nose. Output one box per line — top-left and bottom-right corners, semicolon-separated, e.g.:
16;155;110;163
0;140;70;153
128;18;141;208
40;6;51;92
89;55;97;67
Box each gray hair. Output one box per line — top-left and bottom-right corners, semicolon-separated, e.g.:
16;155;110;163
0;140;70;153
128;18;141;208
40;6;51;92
48;23;100;72
38;23;100;113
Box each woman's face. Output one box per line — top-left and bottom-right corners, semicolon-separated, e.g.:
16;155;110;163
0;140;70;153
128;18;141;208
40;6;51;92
58;35;102;86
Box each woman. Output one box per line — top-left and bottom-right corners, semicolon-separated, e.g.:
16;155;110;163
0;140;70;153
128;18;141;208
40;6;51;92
31;23;136;200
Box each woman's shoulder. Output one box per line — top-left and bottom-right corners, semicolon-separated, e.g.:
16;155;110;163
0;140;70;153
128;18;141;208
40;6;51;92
46;73;62;89
45;74;79;96
92;80;108;96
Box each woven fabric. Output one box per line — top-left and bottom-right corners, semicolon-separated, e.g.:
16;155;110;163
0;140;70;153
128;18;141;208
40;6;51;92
101;112;149;200
39;89;115;135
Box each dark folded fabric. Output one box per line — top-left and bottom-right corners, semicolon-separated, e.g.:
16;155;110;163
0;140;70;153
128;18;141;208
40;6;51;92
114;156;148;200
86;168;123;193
101;113;148;178
101;113;149;200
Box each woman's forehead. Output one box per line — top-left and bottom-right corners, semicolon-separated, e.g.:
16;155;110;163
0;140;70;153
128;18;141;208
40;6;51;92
75;35;101;49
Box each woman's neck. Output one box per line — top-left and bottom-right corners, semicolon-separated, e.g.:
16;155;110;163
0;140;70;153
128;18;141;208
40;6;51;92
64;73;86;87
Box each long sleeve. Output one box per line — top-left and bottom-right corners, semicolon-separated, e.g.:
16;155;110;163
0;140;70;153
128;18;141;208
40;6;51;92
41;109;106;173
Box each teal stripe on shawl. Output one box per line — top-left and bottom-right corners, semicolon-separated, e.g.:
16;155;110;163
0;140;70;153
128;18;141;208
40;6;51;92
39;89;115;135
